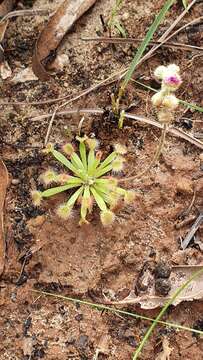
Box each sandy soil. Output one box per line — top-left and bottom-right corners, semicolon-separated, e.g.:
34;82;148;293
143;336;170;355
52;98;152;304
0;0;203;359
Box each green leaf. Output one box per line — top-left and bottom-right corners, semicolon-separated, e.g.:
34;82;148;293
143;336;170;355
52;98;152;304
66;176;84;185
182;0;188;9
87;149;96;175
97;152;116;171
42;184;79;198
71;152;85;171
79;142;87;170
95;164;113;178
52;150;79;174
80;186;90;221
67;186;84;207
120;0;175;94
90;187;107;211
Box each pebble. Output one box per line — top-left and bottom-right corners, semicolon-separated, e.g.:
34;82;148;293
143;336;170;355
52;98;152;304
155;278;171;296
176;178;193;194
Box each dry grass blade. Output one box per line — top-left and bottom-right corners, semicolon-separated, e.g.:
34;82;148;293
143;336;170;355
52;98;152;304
82;36;203;53
0;9;51;25
0;160;9;276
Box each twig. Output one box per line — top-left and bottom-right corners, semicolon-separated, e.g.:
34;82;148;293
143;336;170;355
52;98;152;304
0;9;51;25
1;5;198;108
181;213;203;250
44;108;57;146
82;36;203;53
28;107;203;150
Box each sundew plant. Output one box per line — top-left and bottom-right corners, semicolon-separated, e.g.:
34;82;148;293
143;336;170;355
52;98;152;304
32;137;135;226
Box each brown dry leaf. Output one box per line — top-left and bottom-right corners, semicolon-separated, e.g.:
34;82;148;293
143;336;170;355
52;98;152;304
109;266;203;309
0;160;9;276
32;0;97;81
0;0;16;17
156;337;173;360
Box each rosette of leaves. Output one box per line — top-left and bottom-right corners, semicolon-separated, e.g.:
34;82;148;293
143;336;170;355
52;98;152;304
32;137;135;226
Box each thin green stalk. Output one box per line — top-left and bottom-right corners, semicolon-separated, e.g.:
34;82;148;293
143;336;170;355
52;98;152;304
133;79;203;113
119;0;176;98
32;289;203;336
132;267;203;359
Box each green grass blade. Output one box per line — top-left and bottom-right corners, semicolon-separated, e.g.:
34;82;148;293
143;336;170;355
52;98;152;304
133;79;203;113
120;0;175;94
32;290;203;336
42;184;79;197
132;267;203;359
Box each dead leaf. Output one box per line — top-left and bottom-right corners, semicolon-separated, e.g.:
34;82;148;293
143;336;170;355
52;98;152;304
156;337;173;360
0;60;12;79
108;265;203;309
32;0;97;81
12;67;38;84
23;337;33;356
0;160;9;276
0;0;16;17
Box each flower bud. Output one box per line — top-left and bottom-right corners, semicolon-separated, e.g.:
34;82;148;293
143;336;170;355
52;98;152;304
162;74;182;91
100;210;115;226
154;65;167;79
158;110;173;124
167;64;180;74
162;94;179;110
151;91;164;107
31;191;42;206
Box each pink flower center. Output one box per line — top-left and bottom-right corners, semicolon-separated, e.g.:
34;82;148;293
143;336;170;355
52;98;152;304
164;75;181;86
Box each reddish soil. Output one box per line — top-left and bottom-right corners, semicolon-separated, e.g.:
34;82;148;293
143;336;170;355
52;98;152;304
0;0;203;359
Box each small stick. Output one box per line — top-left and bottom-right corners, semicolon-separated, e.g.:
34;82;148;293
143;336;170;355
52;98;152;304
82;36;203;53
44;108;57;146
181;213;203;250
0;9;51;25
175;215;197;230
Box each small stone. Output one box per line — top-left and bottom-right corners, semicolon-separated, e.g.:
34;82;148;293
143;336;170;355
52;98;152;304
155;278;171;296
12;179;20;185
176;178;193;194
154;262;171;279
122;12;129;20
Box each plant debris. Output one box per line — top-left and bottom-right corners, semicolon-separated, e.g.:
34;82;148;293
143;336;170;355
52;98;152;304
155;337;173;360
32;0;97;80
108;266;203;309
0;160;9;276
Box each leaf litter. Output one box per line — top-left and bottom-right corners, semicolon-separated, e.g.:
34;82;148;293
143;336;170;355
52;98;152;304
32;0;97;80
108;266;203;309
